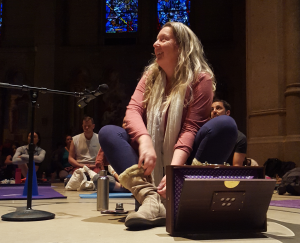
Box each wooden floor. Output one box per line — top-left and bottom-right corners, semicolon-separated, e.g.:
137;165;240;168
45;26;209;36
0;183;299;243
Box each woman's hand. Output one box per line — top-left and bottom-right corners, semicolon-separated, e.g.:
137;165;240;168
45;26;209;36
138;135;157;175
157;175;166;198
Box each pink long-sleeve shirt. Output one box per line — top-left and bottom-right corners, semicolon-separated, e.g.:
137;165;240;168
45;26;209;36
123;72;213;155
96;72;213;168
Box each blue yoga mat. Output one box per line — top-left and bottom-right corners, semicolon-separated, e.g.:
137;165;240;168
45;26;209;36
79;192;132;199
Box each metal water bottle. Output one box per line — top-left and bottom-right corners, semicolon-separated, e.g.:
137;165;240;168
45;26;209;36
97;170;109;211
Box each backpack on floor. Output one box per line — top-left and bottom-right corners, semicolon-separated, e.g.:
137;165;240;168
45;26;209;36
263;158;283;178
279;161;296;178
277;167;300;196
263;158;296;178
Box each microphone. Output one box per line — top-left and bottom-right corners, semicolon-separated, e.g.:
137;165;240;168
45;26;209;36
93;84;109;97
77;84;109;108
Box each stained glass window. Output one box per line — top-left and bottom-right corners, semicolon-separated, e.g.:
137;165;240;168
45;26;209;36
105;0;138;33
0;0;3;37
157;0;191;29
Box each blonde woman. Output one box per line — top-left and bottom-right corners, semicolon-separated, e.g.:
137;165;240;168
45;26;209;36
98;22;237;228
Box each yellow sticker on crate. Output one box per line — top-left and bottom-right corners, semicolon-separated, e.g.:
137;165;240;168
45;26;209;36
224;181;240;188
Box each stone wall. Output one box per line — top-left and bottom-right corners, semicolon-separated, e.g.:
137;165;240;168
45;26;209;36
246;0;300;166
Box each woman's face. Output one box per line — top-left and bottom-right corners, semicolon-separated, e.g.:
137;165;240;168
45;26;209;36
65;136;72;146
153;27;179;72
12;145;17;154
28;133;39;145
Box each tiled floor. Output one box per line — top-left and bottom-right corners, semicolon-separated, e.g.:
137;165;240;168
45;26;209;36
0;183;299;243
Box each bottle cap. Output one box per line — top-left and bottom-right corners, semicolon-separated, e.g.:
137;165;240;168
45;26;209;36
99;170;107;176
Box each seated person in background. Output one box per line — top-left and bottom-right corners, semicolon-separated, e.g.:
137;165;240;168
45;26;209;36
12;132;46;177
0;142;20;182
211;98;247;166
68;116;101;173
51;135;74;181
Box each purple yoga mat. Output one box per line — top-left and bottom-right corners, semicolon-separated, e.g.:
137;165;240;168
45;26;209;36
0;186;67;200
270;200;300;209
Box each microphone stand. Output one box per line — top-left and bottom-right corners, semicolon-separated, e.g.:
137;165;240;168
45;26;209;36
0;82;96;221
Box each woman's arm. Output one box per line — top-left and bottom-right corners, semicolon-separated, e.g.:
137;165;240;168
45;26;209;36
170;149;189;166
123;76;157;175
18;148;46;164
5;155;13;165
19;154;29;160
137;134;157;176
12;147;25;164
123;76;150;147
33;148;46;163
174;74;213;156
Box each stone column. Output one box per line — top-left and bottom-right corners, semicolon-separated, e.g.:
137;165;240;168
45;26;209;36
283;0;300;162
246;0;300;166
246;0;285;165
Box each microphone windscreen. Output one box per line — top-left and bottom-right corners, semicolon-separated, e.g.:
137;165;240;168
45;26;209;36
98;84;109;93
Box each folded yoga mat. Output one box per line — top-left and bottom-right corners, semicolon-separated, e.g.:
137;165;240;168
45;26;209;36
79;192;132;199
270;200;300;209
0;186;67;200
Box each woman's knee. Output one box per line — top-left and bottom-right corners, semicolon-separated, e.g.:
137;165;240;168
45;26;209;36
220;115;237;130
206;115;237;135
98;125;129;149
99;125;120;144
208;115;238;147
99;125;116;139
219;116;238;140
194;115;238;151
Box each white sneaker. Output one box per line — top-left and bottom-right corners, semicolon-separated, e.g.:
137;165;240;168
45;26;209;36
1;179;10;184
83;165;97;180
10;178;15;184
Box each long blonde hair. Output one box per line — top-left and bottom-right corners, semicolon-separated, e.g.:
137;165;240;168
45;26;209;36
143;22;215;108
